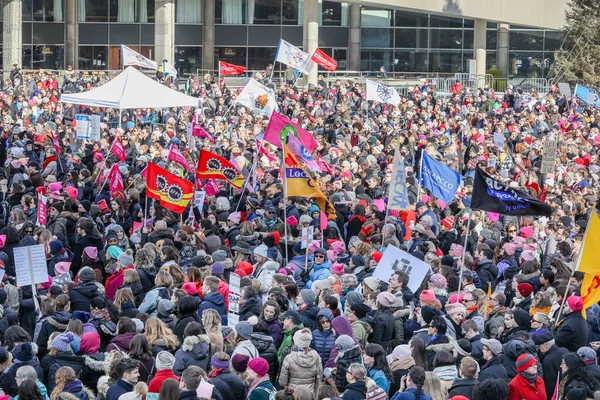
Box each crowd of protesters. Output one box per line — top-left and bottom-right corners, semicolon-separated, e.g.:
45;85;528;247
0;63;595;400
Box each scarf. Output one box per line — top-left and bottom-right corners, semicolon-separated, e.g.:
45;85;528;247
208;368;226;378
247;375;270;399
433;365;458;382
43;156;56;170
521;371;537;385
92;308;111;322
390;356;415;371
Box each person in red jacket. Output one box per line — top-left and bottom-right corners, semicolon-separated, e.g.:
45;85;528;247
508;354;546;400
148;351;180;393
105;250;135;300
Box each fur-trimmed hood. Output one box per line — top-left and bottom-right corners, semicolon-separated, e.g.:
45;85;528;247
57;385;95;400
182;334;211;352
426;342;455;353
96;376;114;397
83;353;106;372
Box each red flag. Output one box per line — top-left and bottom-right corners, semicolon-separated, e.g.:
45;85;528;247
256;140;277;162
107;164;124;192
311;48;338;72
167;145;193;172
196;150;244;188
317;154;334;175
146;163;194;213
140;166;148;179
192;120;215;143
50;133;61;155
110;137;126;163
219;61;246;76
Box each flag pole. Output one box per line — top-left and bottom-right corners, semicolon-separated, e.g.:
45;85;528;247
416;149;425;203
234;161;257;212
282;147;289;263
556;209;595;320
456;212;472;294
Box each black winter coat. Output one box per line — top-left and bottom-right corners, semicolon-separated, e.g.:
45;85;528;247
250;333;279;384
371;309;395;354
0;358;44;396
239;298;261;322
19;287;37;337
71;234;103;275
174;312;202;343
342;381;366;400
211;369;246;400
475;259;498;293
298;305;320;331
47;352;85;392
478;357;508;383
540;345;568;400
335;345;363;393
555;312;589;352
448;378;478;399
173;335;211;376
36;311;71;357
69;281;101;312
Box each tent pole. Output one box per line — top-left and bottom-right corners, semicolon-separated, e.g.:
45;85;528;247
118;108;122;130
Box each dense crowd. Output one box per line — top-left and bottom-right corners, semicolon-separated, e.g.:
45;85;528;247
0;63;596;400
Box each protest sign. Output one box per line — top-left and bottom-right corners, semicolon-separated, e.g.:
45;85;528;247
301;226;314;249
372;245;429;293
37;195;47;227
493;133;505;148
15;245;48;287
195;191;206;215
75;114;90;140
541;140;557;174
387;148;410;211
228;273;241;328
90;115;101;141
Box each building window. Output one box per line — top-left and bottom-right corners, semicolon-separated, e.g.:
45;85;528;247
33;45;64;69
428;50;462;73
509;30;544;51
78;46;108;70
395;29;428;49
509;51;546;77
361;6;392;27
216;0;252;24
544;30;566;52
281;0;298;25
23;0;33;21
252;0;281;24
175;47;202;74
361;28;393;48
176;0;202;23
32;0;64;22
393;50;428;72
429;29;464;49
247;47;276;70
360;49;393;72
395;11;427;27
215;47;247;70
429;15;464;28
80;0;109;22
22;46;33;69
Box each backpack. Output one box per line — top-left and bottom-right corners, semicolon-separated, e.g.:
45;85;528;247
139;360;155;384
365;378;388;400
147;287;170;314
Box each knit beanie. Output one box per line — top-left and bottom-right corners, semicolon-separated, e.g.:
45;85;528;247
211;262;225;275
211;355;230;370
118;251;134;267
155;351;176;371
293;328;313;349
247;357;269;377
300;289;316;305
52;332;77;353
78;267;96;282
420;289;436;303
420;305;441;324
49;240;63;255
351;255;365;267
231;353;250;373
516;353;537;372
567;296;583;312
345;291;364;308
517;283;533;298
335;335;356;352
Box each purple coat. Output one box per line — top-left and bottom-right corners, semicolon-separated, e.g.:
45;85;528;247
265;317;283;349
325;316;360;368
107;332;136;353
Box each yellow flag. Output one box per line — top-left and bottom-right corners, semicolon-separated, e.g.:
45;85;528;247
284;144;336;219
577;210;600;311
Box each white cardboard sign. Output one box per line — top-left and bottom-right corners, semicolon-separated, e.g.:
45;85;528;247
372;245;430;293
14;245;49;287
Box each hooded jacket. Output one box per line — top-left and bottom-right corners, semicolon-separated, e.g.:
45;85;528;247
311;310;335;367
210;369;246;400
334;345;363;393
173;334;211;376
264;317;283;349
250;333;279;384
106;331;136;353
499;340;540;381
198;291;227;326
71;234;103;275
476;259;499;293
305;260;332;289
36;310;71;357
69;281;101;312
325;316;359;368
298;304;320;331
371;308;395;354
48;352;85;392
279;347;323;394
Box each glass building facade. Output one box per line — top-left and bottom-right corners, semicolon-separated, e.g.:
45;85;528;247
11;0;563;77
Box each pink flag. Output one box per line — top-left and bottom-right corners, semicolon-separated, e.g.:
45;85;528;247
167;145;193;172
110;138;126;163
320;211;328;231
37;195;47;227
287;133;321;172
256;140;277;162
107;164;124;192
263;111;318;151
317;154;333;175
140;166;148;179
192;120;215;143
205;179;221;196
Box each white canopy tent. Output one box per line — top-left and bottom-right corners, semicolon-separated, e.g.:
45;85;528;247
59;66;198;109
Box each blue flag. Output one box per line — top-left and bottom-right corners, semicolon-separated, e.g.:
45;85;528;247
574;84;600;108
419;152;461;204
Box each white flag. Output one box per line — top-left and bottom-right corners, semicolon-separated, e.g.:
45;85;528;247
275;39;315;75
234;79;278;116
366;79;401;105
121;45;158;70
164;61;178;78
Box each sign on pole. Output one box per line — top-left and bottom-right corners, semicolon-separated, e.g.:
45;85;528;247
493;133;505;148
301;226;314;249
372;245;429;294
540;140;557;174
75;114;91;140
387;148;410;211
194;190;206;216
15;244;49;310
227;273;241;328
90;115;101;141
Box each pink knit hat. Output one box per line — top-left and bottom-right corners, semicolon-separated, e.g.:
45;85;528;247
520;226;534;239
419;289;436;303
503;243;517;256
567;296;583;312
445;302;467;317
330;263;345;275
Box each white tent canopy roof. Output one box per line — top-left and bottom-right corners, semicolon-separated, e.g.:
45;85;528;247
59;67;198;109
